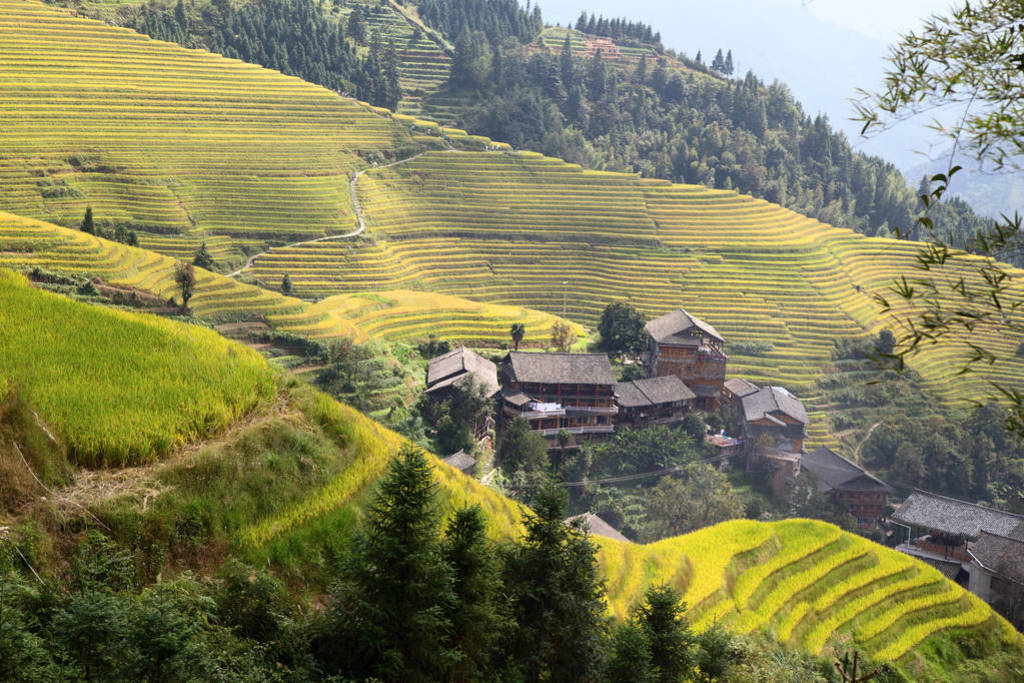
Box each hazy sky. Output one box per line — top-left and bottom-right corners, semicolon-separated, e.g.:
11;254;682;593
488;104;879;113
798;0;953;43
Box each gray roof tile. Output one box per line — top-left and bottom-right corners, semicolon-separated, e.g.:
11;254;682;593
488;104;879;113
615;375;696;407
893;490;1024;540
566;512;631;543
971;531;1024;583
741;386;808;425
802;447;891;493
505;351;616;386
645;308;725;345
724;377;759;398
426;347;499;396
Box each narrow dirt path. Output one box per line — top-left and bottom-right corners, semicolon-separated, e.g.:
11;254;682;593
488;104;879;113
854;421;882;461
226;152;424;279
54;395;295;511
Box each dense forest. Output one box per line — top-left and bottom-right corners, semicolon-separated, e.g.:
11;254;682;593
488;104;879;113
573;12;661;47
447;39;988;244
417;0;542;45
0;447;856;681
112;0;995;248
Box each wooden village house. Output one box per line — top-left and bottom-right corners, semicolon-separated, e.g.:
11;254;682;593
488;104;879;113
722;377;759;405
892;490;1024;565
968;531;1024;630
740;385;808;497
614;375;695;427
892;490;1024;629
425;346;500;400
425;346;500;442
500;351;618;442
740;385;808;455
644;309;727;410
801;447;891;530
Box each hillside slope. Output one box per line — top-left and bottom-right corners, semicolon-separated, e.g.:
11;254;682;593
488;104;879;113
249;149;1024;431
0;211;581;346
0;268;276;467
0;0;414;260
0;0;1020;438
2;273;1019;676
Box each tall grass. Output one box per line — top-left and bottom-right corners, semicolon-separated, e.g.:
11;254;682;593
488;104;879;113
0;268;276;466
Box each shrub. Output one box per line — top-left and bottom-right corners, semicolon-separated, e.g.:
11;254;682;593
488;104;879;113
730;340;774;356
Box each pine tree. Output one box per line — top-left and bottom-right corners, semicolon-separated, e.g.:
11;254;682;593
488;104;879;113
503;484;607;681
442;505;510;680
635;54;647;84
192;242;215;269
724;49;735;75
695;49;703;65
633;585;694;682
80;206;95;234
711;48;725;72
280;273;292;295
559;34;573;86
320;445;456;680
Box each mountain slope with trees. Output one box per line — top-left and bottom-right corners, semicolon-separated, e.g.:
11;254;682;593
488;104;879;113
1;268;1020;677
55;0;990;248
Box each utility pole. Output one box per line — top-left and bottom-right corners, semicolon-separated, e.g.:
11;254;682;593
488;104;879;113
562;281;568;316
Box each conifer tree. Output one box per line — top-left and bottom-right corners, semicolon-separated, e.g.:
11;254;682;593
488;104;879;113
320;445;456;681
80;206;95;235
503;484;607;681
633;585;694;682
280;273;292;295
724;49;735;75
192;242;215;270
442;505;510;680
711;48;725;72
560;34;573;86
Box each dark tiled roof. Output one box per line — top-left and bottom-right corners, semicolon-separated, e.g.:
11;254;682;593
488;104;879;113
426;347;499;397
614;381;650;408
802;447;891;494
566;512;631;543
690;384;720;398
645;308;725;345
971;531;1024;583
442;449;476;473
504;351;616;386
501;390;532;407
741;386;808;425
615;375;695;407
893;490;1024;540
724;377;759;398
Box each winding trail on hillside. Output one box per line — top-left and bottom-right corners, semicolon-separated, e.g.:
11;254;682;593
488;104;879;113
226;152;425;279
855;421;883;461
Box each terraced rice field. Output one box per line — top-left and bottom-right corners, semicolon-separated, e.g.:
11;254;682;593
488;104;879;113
254;439;1023;668
245;149;1023;430
0;267;276;466
0;211;576;348
537;26;658;65
0;211;359;339
305;289;584;345
593;518;1022;663
0;0;409;247
334;0;452;116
